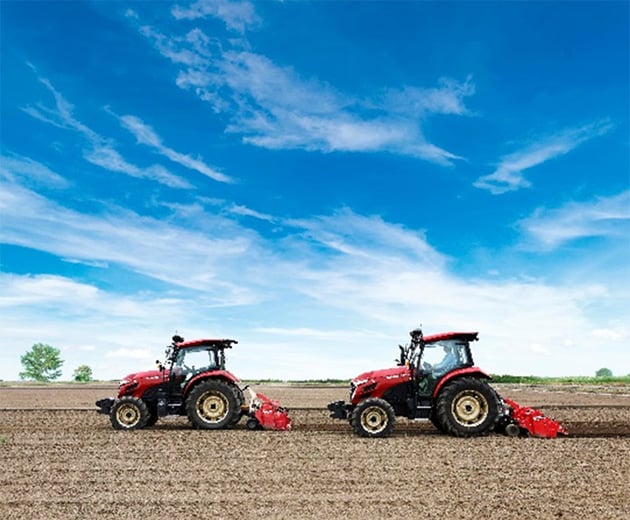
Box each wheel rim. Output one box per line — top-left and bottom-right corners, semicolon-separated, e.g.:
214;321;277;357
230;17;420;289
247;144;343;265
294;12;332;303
196;390;229;423
116;403;141;428
360;406;389;434
451;390;489;427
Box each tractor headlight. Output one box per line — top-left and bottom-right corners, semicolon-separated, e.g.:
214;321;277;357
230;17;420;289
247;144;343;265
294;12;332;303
118;378;138;395
350;379;369;400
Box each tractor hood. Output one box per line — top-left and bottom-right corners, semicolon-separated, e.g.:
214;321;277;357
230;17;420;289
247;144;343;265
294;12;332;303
350;365;412;403
119;369;164;385
352;365;411;385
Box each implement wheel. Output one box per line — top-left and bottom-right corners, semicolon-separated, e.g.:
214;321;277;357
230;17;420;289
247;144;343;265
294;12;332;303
186;380;237;429
436;377;499;437
351;398;395;438
110;396;150;430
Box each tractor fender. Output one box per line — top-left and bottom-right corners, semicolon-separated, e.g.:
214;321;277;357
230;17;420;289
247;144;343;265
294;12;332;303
431;367;491;398
182;370;241;397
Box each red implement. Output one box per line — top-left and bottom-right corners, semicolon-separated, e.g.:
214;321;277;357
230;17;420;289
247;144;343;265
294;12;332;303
504;398;568;438
247;391;292;431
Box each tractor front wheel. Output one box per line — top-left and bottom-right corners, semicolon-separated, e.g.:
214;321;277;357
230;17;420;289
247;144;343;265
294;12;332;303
351;398;395;438
110;396;150;430
186;380;237;429
436;377;499;437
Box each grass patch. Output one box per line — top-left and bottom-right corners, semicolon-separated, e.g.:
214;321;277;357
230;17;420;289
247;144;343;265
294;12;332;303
491;374;630;385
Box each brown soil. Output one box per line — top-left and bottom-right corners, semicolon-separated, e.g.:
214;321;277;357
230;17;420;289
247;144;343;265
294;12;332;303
1;385;629;519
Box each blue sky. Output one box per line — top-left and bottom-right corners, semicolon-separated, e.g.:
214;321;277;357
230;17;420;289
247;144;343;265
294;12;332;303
1;0;628;381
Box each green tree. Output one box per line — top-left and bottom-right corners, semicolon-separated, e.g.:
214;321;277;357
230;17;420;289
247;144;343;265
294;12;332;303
73;365;93;382
19;343;64;382
595;367;613;378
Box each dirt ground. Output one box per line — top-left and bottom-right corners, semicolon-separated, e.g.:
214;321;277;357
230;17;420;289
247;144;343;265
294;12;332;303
1;384;629;519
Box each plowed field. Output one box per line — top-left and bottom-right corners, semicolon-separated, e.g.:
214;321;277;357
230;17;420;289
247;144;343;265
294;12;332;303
1;384;629;519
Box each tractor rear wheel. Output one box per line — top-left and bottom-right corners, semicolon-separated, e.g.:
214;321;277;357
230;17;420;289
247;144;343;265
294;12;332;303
110;396;150;430
230;386;245;427
436;377;499;437
351;398;395;438
186;380;237;429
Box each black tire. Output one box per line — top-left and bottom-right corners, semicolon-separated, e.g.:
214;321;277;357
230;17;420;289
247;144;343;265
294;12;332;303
351;398;395;438
145;407;158;427
110;396;150;430
186;380;237;430
436;377;500;437
246;417;262;430
430;412;446;433
229;386;245;427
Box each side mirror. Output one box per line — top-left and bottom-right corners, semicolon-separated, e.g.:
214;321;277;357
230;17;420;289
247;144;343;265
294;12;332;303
398;345;405;366
156;360;164;371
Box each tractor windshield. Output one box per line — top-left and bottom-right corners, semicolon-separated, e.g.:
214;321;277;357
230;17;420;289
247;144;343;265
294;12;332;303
422;339;472;377
174;346;219;373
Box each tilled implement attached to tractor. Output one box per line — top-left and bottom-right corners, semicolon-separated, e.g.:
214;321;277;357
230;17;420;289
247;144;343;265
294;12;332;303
328;327;567;439
96;335;291;432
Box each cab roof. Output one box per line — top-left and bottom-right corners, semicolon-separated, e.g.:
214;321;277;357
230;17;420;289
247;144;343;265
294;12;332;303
175;338;237;349
424;331;478;344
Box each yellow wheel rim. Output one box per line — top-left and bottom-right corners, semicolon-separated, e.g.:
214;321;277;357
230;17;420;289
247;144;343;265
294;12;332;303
451;390;489;427
116;403;141;428
196;390;229;423
360;406;389;434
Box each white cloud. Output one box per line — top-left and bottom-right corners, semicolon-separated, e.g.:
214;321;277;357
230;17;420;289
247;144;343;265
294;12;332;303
590;328;626;341
106;348;153;360
519;190;630;249
22;66;194;189
0;153;69;188
2;178;628;380
83;146;192;189
475;120;613;194
132;20;474;165
171;0;261;33
228;204;276;222
0;181;258;302
117;115;232;183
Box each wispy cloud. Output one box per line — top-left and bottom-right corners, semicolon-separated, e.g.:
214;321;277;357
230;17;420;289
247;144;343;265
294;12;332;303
130;18;474;165
117;115;232;183
0;153;69;188
83;146;192;188
518;190;630;249
171;0;261;33
0;180;258;302
228;203;277;222
475;120;613;194
22;66;194;188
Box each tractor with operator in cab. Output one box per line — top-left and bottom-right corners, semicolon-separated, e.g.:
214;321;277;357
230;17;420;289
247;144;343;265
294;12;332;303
96;335;290;431
328;327;567;439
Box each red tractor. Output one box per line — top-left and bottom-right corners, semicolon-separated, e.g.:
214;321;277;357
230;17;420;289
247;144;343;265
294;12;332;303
96;335;290;431
328;327;567;438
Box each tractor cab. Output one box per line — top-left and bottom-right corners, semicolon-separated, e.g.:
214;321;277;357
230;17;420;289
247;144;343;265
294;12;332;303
415;333;477;395
164;336;236;394
398;329;478;395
